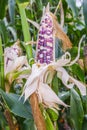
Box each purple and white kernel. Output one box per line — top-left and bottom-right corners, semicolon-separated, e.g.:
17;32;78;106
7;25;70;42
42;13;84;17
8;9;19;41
36;13;54;64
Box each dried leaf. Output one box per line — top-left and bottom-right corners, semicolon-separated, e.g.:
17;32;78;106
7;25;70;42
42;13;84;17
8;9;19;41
50;13;72;50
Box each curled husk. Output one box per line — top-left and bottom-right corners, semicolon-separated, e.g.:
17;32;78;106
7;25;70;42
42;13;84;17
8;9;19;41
21;52;86;109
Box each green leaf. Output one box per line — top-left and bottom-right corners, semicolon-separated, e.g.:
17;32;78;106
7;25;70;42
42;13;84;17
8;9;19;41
0;89;33;119
0;0;8;19
18;3;33;64
70;88;84;130
83;0;87;27
52;73;59;95
68;47;83;59
0;36;4;90
40;104;55;130
65;0;78;17
8;0;15;24
82;115;87;130
35;0;43;11
45;112;55;130
21;119;35;130
0;111;7;128
58;91;70;101
55;39;64;59
81;96;87;114
71;64;85;82
16;0;29;4
18;3;30;41
46;108;59;121
0;20;8;44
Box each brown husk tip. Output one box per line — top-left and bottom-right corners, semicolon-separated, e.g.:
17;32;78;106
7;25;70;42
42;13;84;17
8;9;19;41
50;13;72;51
30;93;46;130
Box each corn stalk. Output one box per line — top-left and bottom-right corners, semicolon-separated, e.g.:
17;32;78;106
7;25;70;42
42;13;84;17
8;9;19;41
18;3;46;130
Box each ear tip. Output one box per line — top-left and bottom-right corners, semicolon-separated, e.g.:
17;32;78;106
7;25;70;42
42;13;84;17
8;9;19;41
46;2;50;12
42;3;50;15
47;2;50;8
47;2;50;6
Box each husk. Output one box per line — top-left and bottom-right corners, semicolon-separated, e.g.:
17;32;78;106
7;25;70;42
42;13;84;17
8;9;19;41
50;12;72;50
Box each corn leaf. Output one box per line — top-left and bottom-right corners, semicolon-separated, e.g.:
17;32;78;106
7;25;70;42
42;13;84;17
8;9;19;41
70;88;84;130
0;0;8;19
0;20;8;44
83;0;87;27
71;64;85;82
8;0;15;24
0;36;4;90
52;73;59;95
82;115;87;130
0;88;33;119
65;0;78;17
21;119;35;130
18;3;33;63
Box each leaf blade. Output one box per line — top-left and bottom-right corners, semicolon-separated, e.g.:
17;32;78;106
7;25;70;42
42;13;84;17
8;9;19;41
0;89;33;119
70;89;84;130
83;0;87;27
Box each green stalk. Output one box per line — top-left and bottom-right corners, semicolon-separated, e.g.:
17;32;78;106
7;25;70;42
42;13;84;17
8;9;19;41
18;3;33;65
0;35;5;90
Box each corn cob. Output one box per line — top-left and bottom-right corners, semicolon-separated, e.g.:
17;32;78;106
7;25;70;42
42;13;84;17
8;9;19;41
36;12;55;64
27;3;72;64
35;4;72;64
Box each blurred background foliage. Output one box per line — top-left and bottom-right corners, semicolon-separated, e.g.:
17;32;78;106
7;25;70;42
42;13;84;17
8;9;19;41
0;0;87;130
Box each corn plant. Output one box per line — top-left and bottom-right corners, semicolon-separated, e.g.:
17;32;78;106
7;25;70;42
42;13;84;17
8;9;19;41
0;0;87;130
